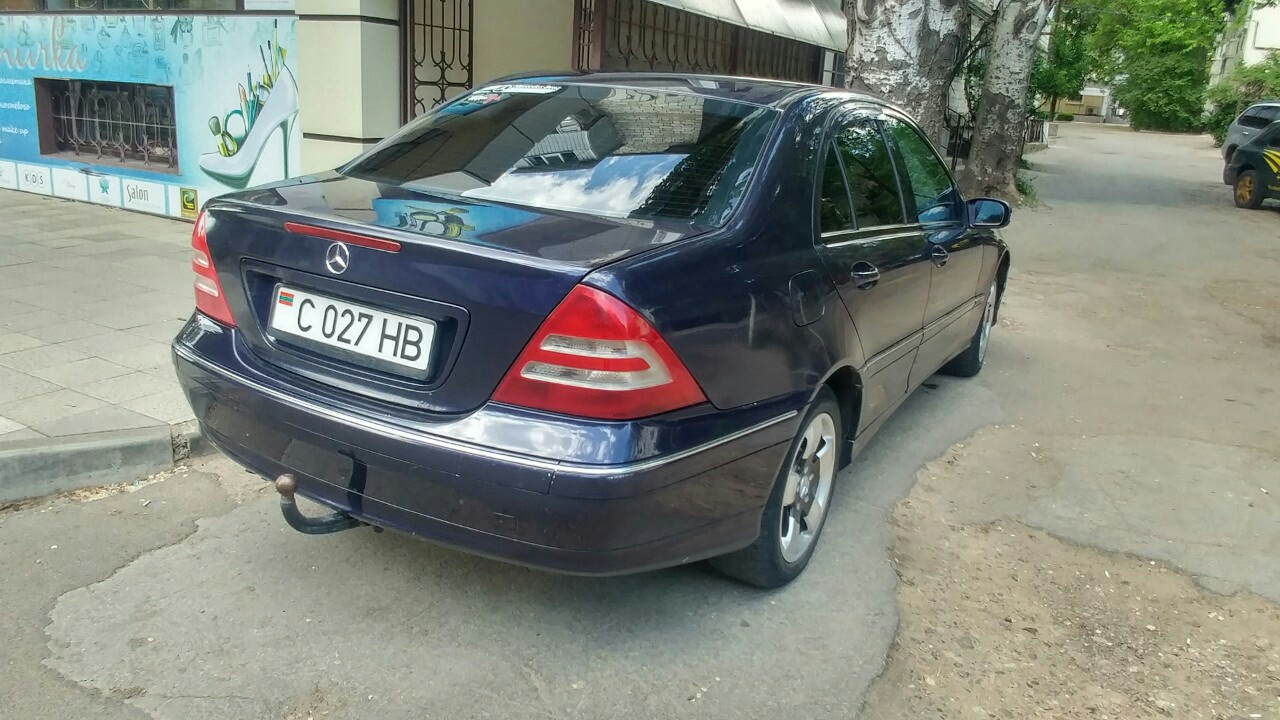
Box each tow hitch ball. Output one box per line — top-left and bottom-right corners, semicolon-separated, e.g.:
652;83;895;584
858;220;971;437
274;473;365;535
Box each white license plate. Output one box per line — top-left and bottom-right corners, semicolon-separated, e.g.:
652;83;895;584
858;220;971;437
268;286;435;372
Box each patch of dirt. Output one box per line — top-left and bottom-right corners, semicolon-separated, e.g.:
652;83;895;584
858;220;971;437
861;465;1280;720
0;466;186;513
282;685;349;720
63;465;188;503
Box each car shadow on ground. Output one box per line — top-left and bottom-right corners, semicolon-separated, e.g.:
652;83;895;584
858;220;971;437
328;369;1002;612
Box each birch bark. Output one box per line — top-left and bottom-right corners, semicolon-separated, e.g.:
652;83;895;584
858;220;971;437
960;0;1056;199
844;0;968;146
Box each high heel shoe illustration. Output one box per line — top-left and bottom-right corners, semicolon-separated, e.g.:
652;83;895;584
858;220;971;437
199;22;296;189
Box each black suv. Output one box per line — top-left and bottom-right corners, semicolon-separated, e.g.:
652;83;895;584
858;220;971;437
1224;121;1280;209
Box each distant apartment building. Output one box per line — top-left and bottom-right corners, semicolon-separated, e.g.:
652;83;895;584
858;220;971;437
1211;1;1280;85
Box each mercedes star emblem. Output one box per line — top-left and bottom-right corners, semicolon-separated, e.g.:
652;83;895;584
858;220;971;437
325;242;350;275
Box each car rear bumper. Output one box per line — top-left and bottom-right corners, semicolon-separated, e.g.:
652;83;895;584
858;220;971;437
172;318;799;575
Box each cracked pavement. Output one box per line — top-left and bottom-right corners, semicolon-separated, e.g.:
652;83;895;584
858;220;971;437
3;124;1279;718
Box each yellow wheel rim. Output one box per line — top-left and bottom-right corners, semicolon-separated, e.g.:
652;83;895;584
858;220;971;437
1237;175;1255;204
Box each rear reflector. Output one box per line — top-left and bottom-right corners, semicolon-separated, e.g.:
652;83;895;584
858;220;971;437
284;222;402;253
191;211;236;327
492;285;706;420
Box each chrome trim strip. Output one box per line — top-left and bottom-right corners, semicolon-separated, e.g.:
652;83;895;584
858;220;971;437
822;229;922;248
174;345;798;478
922;295;982;337
863;328;924;376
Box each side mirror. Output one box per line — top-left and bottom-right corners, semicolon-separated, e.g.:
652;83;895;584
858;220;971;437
968;198;1012;229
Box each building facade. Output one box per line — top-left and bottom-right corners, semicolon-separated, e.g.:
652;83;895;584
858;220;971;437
1211;2;1280;87
0;0;846;218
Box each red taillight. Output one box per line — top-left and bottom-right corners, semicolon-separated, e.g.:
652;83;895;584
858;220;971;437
190;211;236;327
492;285;707;420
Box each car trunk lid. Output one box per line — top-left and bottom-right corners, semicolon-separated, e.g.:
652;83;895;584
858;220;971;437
202;173;698;415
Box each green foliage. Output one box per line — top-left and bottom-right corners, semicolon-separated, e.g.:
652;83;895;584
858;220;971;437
1031;1;1098;112
1015;171;1038;204
1205;51;1280;144
1123;52;1215;131
1085;0;1227;132
1056;112;1076;121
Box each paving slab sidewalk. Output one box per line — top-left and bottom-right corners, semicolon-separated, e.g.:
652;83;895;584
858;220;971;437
0;190;197;498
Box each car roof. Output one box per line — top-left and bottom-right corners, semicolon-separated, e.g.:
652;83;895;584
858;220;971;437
480;71;882;110
1246;101;1280;109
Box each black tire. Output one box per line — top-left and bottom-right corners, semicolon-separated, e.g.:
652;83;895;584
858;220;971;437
1235;170;1266;209
709;387;842;588
941;280;998;378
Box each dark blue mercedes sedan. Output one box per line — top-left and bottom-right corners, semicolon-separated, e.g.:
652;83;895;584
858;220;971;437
173;73;1011;587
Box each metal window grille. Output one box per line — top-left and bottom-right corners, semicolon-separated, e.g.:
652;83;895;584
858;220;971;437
403;0;473;120
1024;118;1047;145
822;50;847;88
943;107;972;171
572;0;822;83
735;25;820;82
43;79;178;171
572;0;601;71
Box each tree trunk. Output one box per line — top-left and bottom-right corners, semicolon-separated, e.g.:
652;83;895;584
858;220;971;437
844;0;968;148
959;0;1056;200
1050;94;1060;118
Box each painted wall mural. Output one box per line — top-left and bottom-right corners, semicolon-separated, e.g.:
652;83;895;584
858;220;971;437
0;14;300;218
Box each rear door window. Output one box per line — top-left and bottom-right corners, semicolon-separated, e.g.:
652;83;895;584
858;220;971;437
344;84;778;229
1239;108;1275;129
831;118;906;229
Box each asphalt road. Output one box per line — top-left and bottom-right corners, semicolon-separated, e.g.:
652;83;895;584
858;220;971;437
4;123;1277;719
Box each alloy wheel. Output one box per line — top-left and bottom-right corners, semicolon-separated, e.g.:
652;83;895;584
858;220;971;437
779;412;837;563
1237;175;1255;205
979;284;997;363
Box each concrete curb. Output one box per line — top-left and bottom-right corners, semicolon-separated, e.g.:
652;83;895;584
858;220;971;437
0;426;176;505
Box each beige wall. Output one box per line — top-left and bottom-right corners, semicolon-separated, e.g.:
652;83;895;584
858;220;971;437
1057;96;1103;116
304;138;382;172
297;0;402;173
472;0;576;85
295;0;575;173
1041;94;1104;117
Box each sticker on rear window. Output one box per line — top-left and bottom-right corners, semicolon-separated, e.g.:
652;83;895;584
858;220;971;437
480;84;561;95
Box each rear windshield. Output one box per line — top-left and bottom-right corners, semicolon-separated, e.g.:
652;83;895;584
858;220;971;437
343;83;779;228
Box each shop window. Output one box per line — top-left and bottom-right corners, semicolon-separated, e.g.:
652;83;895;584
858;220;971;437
36;79;178;173
36;0;235;9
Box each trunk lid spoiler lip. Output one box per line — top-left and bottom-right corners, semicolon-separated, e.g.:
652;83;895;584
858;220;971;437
203;191;715;273
204;198;591;274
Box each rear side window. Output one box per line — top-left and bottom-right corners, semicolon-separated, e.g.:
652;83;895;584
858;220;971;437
832;119;905;229
1238;107;1277;129
344;84;778;228
818;146;855;234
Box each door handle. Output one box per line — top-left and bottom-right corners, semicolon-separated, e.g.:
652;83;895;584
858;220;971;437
850;262;881;290
931;246;950;267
